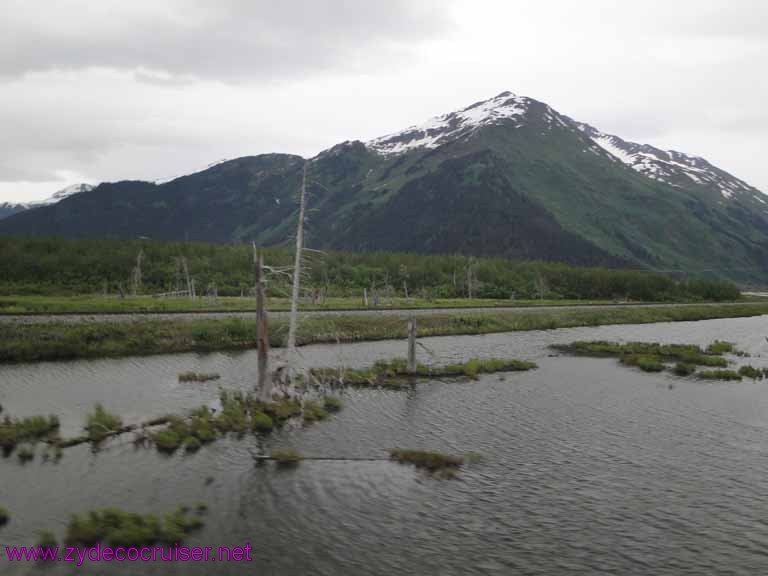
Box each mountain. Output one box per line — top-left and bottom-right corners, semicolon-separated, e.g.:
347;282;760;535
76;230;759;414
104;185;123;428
1;92;767;280
0;183;94;220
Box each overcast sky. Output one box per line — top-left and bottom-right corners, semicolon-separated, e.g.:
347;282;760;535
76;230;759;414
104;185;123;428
1;0;766;203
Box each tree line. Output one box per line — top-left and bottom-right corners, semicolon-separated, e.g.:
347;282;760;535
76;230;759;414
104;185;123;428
0;236;741;301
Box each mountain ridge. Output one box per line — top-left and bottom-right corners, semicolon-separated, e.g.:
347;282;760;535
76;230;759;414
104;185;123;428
1;91;766;280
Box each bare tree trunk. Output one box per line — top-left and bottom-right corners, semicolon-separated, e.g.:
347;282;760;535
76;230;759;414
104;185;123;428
407;315;417;374
363;287;368;306
180;256;193;299
403;280;409;299
255;248;271;400
286;161;308;375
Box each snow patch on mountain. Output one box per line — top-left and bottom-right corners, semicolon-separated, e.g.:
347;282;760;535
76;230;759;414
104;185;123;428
367;92;531;156
0;183;94;219
576;123;759;200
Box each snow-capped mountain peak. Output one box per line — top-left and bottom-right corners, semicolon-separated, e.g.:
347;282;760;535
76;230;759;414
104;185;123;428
29;183;95;207
367;91;533;156
365;90;763;203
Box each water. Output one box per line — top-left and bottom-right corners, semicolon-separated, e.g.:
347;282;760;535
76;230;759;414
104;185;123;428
3;316;768;574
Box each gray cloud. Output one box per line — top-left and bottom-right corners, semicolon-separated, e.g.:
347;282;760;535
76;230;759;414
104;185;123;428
0;0;450;81
1;0;767;202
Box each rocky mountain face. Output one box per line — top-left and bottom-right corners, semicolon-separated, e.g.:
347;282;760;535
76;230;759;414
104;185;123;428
1;92;766;280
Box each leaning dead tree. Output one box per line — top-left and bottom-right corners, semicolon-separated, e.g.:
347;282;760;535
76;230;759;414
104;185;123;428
285;161;308;380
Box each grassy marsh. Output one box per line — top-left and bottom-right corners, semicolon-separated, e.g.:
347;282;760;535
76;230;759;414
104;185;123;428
4;302;768;363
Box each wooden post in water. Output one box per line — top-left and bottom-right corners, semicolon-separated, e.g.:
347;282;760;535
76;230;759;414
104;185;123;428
407;315;417;374
255;248;271;400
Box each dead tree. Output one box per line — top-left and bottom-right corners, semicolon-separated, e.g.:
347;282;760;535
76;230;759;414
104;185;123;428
131;248;144;296
255;248;271;401
465;256;477;299
534;272;547;301
286;161;308;378
179;255;193;299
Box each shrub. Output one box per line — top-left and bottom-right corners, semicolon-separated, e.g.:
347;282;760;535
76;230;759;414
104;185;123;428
0;506;8;526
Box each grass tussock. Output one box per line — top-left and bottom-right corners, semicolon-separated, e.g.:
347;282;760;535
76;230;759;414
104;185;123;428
620;355;665;372
271;448;302;466
738;365;765;379
178;372;220;383
84;404;123;443
673;362;696;376
323;396;343;413
302;401;329;423
16;444;35;463
64;506;204;548
390;449;464;475
4;302;768;363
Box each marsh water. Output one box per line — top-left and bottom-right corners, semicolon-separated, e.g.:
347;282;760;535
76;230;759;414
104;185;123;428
3;316;768;574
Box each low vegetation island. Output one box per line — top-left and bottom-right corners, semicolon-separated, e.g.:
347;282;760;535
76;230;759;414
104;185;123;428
554;340;765;381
